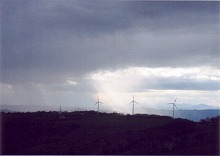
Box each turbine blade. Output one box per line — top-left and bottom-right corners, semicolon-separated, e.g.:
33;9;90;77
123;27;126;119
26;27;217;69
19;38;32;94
174;104;178;109
174;98;177;104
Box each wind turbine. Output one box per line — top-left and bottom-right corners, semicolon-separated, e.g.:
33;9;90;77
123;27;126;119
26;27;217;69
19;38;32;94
130;95;139;115
95;96;103;113
59;105;65;119
59;105;62;115
169;98;178;118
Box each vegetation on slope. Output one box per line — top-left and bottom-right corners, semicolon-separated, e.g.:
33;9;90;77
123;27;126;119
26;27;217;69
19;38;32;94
1;111;219;155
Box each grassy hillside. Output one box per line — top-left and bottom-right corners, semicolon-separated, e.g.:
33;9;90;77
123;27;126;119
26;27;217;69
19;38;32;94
1;111;219;155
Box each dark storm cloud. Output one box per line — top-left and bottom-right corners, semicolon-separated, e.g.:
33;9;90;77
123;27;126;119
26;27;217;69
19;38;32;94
1;0;219;84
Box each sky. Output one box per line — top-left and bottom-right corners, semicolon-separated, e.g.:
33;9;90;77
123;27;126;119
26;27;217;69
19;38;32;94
1;0;220;113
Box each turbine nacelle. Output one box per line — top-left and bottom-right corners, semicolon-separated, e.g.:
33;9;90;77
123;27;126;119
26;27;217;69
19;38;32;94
169;98;178;118
130;95;139;115
95;96;103;113
130;101;138;104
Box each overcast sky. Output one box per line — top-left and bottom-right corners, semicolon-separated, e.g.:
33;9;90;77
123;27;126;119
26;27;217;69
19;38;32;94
1;1;220;113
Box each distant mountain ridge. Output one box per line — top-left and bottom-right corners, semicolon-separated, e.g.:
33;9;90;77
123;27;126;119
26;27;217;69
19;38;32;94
137;107;219;122
0;109;11;113
1;104;219;122
189;104;220;110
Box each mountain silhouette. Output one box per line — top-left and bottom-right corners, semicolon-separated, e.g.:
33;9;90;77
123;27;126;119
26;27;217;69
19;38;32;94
189;104;220;110
1;111;219;155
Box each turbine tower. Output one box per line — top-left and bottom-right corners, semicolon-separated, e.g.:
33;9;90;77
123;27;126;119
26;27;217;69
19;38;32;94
130;95;138;115
95;96;103;113
169;98;178;118
59;105;62;115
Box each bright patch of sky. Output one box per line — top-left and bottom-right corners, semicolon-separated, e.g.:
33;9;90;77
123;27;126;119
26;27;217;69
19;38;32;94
90;66;220;113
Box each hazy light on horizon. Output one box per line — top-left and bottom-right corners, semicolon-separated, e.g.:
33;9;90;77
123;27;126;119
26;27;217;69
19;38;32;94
89;66;220;113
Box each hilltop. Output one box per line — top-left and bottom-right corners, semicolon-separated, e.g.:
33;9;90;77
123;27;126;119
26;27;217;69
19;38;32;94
1;111;219;155
1;104;219;121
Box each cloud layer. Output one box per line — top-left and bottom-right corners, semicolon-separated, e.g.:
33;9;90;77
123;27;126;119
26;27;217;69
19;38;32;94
1;1;219;84
1;1;219;111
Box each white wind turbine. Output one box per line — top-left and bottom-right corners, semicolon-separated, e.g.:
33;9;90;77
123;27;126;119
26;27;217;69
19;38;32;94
169;98;178;119
95;96;103;113
130;95;139;115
